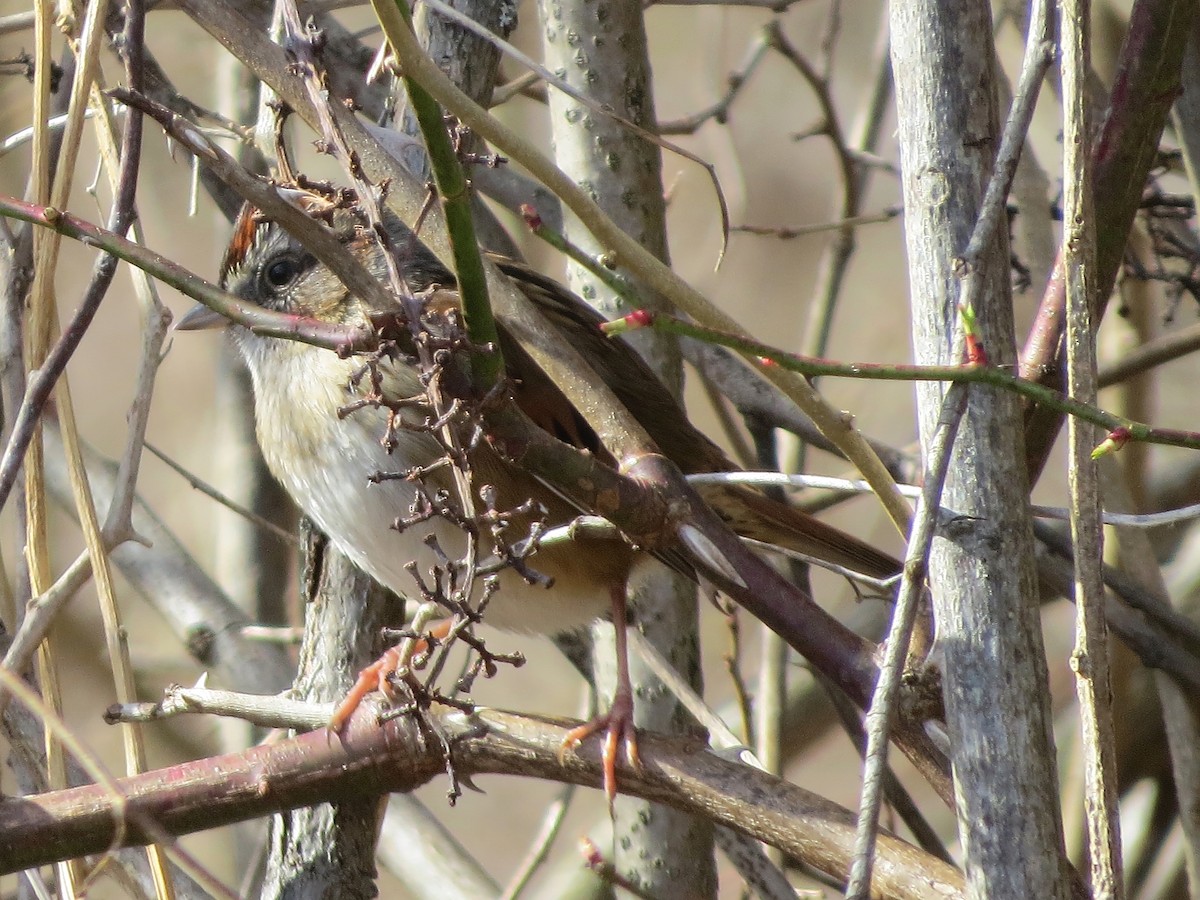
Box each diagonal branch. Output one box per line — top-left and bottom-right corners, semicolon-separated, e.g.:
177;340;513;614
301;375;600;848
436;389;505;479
0;701;964;899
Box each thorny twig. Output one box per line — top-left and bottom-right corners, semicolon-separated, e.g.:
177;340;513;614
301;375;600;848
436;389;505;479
0;25;147;516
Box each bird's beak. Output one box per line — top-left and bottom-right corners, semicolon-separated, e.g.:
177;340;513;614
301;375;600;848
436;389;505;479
174;303;228;332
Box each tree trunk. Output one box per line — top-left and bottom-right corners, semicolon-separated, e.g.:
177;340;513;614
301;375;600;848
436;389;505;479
891;0;1072;895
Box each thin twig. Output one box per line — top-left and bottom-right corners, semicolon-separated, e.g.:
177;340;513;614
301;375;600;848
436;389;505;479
613;310;1200;451
765;14;876;361
498;783;577;900
816;670;953;865
26;17;85;892
0;12;35;35
0;108;106;158
687;469;1200;529
144;442;299;548
732;208;900;239
846;383;965;898
657;33;771;135
107;683;331;731
1018;0;1195;484
628;628;762;758
27;14;179;891
1097;318;1200;387
1062;0;1124;888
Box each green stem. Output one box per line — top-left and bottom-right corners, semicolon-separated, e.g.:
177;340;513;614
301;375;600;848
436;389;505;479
615;311;1200;452
520;206;643;308
371;0;502;387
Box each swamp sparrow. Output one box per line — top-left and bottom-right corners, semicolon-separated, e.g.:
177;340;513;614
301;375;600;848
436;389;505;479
180;195;897;797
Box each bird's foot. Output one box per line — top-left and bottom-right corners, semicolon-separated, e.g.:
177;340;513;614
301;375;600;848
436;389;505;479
559;686;640;810
329;618;454;733
329;645;406;734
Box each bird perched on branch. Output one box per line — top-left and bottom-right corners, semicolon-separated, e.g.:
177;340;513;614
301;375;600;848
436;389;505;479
179;191;897;802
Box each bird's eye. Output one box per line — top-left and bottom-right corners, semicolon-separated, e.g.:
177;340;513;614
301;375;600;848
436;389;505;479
261;254;303;292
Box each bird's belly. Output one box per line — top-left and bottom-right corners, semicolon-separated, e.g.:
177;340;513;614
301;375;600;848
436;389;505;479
267;411;623;635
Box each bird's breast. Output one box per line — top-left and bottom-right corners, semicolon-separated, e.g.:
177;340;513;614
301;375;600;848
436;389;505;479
245;345;627;635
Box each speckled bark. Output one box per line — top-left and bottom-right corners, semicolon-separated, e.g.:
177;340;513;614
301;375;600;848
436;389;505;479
538;0;680;391
538;0;714;896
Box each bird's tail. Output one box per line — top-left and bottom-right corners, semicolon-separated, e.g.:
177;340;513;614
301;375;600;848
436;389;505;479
696;482;900;581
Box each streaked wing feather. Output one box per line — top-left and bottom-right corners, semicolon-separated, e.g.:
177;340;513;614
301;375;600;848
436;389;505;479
486;256;900;580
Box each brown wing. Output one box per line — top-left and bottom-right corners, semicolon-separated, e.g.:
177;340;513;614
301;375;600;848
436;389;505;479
491;257;729;475
489;259;901;579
